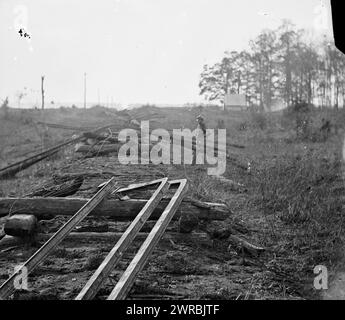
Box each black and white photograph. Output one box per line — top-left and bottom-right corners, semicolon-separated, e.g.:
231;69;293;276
0;0;344;306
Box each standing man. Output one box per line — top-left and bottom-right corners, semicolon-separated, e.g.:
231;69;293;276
193;114;207;165
196;114;207;136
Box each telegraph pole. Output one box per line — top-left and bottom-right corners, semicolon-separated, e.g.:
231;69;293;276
41;76;45;110
84;72;87;109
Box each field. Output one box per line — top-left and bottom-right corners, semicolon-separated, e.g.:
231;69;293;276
0;104;344;300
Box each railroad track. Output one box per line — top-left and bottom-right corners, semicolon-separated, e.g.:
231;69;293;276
0;178;188;300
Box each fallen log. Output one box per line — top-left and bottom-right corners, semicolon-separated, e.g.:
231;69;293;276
4;214;37;237
25;177;84;198
0;197;229;221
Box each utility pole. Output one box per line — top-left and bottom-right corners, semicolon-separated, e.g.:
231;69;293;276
41;76;45;110
84;72;87;109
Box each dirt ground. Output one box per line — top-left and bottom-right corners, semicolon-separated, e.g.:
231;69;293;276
0;106;344;300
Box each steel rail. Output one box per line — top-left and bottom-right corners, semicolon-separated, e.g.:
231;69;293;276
76;178;169;300
107;179;188;300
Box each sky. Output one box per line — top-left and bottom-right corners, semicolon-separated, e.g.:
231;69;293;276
0;0;334;108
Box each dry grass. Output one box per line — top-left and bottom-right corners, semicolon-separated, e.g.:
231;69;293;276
254;153;343;224
246;145;345;298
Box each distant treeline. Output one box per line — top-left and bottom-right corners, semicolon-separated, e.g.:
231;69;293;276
199;21;345;110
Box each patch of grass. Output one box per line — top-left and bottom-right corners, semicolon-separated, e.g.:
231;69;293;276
254;153;343;224
250;152;345;296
